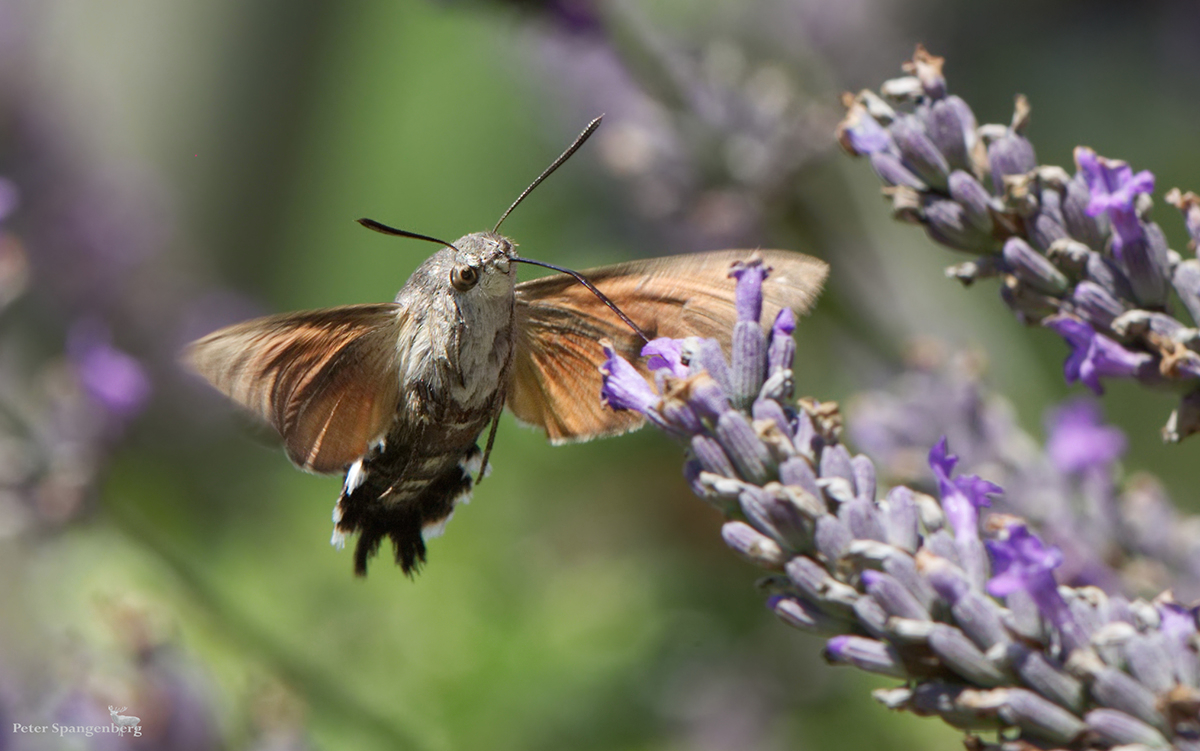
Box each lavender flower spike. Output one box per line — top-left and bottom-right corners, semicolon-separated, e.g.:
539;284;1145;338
841;47;1200;440
598;252;1200;748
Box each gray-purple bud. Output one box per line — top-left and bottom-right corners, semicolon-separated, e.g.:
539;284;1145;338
922;96;975;172
1118;221;1170;308
823;635;906;678
1173;259;1200;326
948;170;994;235
1063;173;1110;251
1002;237;1068;295
924;199;992;253
1084;709;1170;748
715;411;772;484
722;521;787;568
1025;188;1069;252
987;131;1037;195
869;151;927;190
1071;280;1128;330
1085;252;1135;301
730;321;765;409
890;115;950;190
928;625;1005;687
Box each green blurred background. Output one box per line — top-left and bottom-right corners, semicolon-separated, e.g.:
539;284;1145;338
2;0;1199;749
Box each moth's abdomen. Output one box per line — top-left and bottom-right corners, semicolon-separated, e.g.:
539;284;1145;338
333;435;484;576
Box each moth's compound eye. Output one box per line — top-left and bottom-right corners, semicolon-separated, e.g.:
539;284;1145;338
451;264;480;292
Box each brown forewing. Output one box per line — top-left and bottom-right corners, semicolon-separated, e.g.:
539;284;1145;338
184;304;405;473
507;249;828;443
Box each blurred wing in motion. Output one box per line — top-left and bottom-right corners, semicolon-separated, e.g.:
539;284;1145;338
185;304;405;473
507;249;828;443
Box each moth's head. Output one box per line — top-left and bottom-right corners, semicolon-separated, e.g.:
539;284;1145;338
404;231;518;302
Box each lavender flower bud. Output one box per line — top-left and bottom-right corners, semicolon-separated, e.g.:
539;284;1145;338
987;130;1037;195
743;487;813;552
891;115;950;190
824;636;906;678
722;521;787;568
692;434;736;476
815;514;852;561
861;569;930;620
1002;237;1068;295
851;455;876;504
1122;633;1175;694
688;338;733;393
928;624;1005;687
1081;661;1167;731
882;486;920;553
1070;280;1128;330
947;170;994;235
751;397;791;440
768;594;842;635
1025;188;1069;252
785;556;859;617
818;444;856;490
1173;259;1200;326
923;96;975;172
925;198;991;252
869;151;927;190
836;97;895;156
882;553;937;612
961;688;1087;745
1007;644;1086;712
925;530;961;566
1063;173;1109;251
685;372;732;420
1120;221;1171;308
714;411;772;484
730;320;765;409
851;595;890;639
778;455;820;497
1085;252;1135;301
1084;709;1170;748
840;499;886;543
1158;602;1200;687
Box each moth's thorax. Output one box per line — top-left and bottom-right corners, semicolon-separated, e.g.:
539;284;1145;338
393;231;519;417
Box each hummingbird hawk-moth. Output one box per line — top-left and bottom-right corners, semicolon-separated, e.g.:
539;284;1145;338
185;119;828;577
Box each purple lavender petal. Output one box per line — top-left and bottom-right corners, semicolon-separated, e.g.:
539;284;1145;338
599;341;660;414
642;337;688;378
986;523;1087;653
1075;146;1155;257
1045;399;1126;475
66;318;152;419
1044;315;1153;395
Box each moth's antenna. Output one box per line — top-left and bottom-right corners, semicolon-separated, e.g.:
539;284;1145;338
513;257;651;344
493;115;603;233
357;218;460;252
